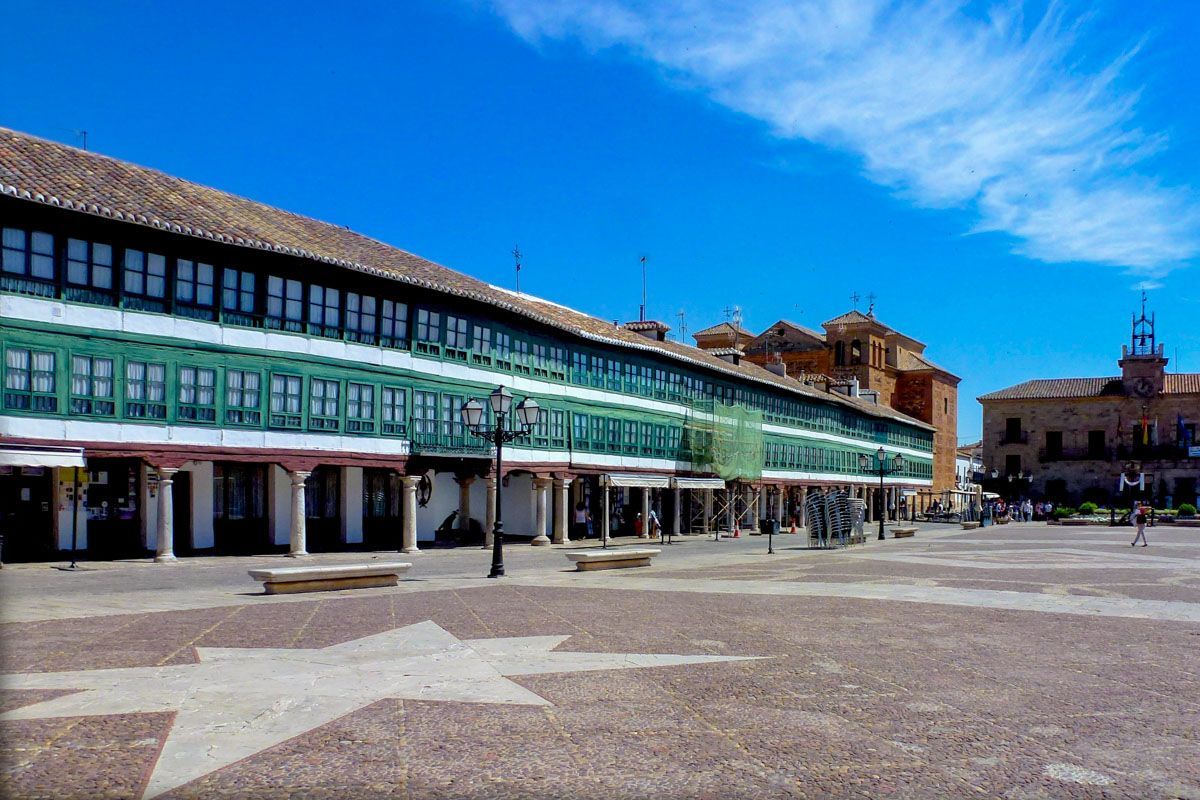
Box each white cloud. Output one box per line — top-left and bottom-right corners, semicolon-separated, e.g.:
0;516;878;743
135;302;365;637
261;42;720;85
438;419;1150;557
486;0;1199;273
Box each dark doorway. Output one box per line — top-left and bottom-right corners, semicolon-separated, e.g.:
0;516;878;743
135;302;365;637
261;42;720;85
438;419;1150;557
85;459;145;559
213;462;271;554
305;466;342;552
363;469;402;550
0;467;55;562
172;471;194;556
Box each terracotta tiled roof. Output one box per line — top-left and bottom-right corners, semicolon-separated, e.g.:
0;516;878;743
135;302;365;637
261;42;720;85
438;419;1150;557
766;319;826;342
896;349;956;378
693;321;751;337
0;127;932;431
979;374;1200;401
822;309;893;330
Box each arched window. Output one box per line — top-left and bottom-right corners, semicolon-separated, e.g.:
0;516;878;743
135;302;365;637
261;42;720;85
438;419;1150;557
834;341;846;366
850;339;862;365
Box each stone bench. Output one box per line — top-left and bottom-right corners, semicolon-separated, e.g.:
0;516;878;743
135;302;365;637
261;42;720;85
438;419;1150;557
890;527;918;539
565;549;661;571
248;562;412;594
961;521;981;530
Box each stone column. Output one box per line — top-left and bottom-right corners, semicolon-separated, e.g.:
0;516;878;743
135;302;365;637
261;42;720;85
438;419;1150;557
154;467;178;563
672;486;682;537
456;476;474;531
639;486;651;538
703;489;713;533
287;470;311;557
552;478;571;544
532;478;551;546
484;476;498;548
864;487;873;523
724;489;734;535
799;486;808;528
602;482;611;545
401;476;420;554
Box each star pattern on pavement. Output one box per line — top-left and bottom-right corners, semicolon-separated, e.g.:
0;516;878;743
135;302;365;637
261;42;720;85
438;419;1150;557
1;621;759;798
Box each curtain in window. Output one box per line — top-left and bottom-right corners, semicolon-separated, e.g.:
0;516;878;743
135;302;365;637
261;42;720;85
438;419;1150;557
93;358;113;398
31;352;54;393
147;364;165;402
72;356;91;396
126;361;145;400
197;369;215;406
6;350;29;391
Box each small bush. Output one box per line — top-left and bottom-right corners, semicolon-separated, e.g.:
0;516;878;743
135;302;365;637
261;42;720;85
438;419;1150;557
1053;507;1077;520
1180;503;1198;517
1078;502;1099;515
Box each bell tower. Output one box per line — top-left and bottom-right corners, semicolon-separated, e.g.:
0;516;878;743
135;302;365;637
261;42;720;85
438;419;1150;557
1119;293;1168;398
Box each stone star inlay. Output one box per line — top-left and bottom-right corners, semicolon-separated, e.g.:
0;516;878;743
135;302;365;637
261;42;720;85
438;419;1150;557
1;621;759;798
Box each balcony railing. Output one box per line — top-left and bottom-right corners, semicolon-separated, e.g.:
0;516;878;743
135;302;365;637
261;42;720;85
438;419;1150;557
408;429;494;457
998;432;1028;445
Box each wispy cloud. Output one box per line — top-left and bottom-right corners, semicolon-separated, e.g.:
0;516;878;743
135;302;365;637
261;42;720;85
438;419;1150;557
487;0;1198;274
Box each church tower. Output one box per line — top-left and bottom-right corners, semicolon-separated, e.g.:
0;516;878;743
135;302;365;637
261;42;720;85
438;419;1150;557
1119;295;1168;399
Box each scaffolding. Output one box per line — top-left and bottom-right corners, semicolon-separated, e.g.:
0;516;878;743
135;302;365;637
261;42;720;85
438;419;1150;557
684;400;764;482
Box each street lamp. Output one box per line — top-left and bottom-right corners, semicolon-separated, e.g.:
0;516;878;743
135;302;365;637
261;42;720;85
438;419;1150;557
461;386;542;578
859;446;905;540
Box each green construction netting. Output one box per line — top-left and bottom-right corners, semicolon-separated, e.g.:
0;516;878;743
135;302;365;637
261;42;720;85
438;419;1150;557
684;400;763;481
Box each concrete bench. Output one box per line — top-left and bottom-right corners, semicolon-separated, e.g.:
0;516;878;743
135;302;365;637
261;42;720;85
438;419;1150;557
890;527;918;539
961;521;981;530
248;562;411;594
565;548;660;571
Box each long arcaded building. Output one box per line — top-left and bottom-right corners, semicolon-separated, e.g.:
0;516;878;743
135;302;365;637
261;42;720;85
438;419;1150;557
0;128;934;562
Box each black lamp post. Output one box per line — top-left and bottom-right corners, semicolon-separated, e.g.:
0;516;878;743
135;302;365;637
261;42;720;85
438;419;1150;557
859;446;905;541
461;386;541;579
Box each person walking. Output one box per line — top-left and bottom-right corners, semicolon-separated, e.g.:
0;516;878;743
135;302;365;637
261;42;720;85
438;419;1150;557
1132;503;1150;547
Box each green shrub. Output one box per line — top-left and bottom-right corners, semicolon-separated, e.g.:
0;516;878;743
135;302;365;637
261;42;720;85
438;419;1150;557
1078;502;1099;515
1180;503;1198;517
1052;507;1077;520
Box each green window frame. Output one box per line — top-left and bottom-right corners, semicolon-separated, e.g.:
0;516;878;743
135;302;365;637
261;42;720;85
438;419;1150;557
309;378;341;431
549;347;567;381
345;292;378;345
308;284;341;338
347;382;375;433
622;420;638;454
413;390;438;436
175;259;215;317
177;366;216;422
125;360;167;419
640;421;654;456
532;406;550;448
269;374;303;429
440;394;464;441
4;348;57;411
512;339;531;375
471;324;493;366
381;386;408;436
122;248;168;311
606;360;622;391
607;418;621;453
571;351;588;385
444;315;469;361
572;412;589;449
494;331;512;370
266;275;304;332
225;369;262;426
69;355;115;416
381;300;409;349
550;409;565;448
415;309;441;355
591;416;605;450
221;268;257;323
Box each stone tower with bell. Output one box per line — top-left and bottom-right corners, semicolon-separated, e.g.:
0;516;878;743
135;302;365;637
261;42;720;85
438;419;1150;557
1119;294;1168;400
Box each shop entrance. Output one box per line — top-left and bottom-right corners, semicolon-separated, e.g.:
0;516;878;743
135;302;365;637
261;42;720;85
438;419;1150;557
0;466;55;562
171;471;195;556
84;459;144;559
363;468;402;550
213;463;271;555
305;466;342;552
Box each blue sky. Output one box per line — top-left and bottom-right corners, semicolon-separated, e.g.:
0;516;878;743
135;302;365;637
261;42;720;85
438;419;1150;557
2;0;1197;443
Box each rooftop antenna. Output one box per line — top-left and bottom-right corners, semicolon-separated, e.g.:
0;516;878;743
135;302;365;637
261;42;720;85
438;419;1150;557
722;304;743;350
512;245;522;294
850;292;860;310
676;309;687;341
639;255;648;322
75;130;88;151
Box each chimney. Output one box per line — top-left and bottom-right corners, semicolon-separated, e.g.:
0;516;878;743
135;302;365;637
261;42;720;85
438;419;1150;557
765;361;787;378
622;320;671;342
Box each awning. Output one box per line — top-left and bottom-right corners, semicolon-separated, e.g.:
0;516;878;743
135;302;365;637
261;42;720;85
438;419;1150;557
603;473;671;489
0;445;86;469
671;477;727;490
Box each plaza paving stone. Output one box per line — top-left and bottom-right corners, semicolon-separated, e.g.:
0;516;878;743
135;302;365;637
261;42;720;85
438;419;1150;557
1;522;1198;798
